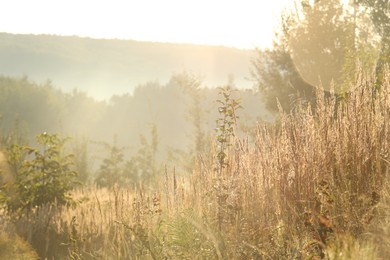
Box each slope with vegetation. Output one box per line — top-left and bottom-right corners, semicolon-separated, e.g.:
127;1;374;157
0;33;253;99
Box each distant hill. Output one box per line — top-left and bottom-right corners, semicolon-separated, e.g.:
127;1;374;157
0;33;255;100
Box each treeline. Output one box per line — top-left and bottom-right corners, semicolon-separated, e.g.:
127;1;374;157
0;73;271;183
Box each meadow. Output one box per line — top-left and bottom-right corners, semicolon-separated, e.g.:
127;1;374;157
1;68;390;259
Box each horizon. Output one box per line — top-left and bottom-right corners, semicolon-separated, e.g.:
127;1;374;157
0;0;293;50
0;32;255;100
0;31;257;50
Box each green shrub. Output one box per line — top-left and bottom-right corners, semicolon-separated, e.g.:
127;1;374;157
0;132;79;215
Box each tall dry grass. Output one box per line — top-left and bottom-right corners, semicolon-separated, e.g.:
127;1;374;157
4;67;390;259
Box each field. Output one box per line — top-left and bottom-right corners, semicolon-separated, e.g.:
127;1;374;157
1;68;390;259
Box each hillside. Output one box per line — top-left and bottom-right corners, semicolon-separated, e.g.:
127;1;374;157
0;33;254;99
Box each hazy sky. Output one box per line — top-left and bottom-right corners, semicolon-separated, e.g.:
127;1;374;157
0;0;293;49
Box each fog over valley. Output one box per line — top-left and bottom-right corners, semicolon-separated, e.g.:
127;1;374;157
0;33;254;100
0;33;271;172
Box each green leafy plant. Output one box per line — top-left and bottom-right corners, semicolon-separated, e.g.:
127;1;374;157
215;86;242;173
0;132;79;215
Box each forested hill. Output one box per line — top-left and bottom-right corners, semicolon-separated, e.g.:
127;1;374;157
0;33;254;99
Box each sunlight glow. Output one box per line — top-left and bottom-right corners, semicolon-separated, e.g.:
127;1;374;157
0;0;293;49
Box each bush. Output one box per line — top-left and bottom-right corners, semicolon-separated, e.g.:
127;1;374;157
0;132;79;215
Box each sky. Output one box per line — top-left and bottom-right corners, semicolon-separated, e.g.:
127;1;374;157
0;0;293;49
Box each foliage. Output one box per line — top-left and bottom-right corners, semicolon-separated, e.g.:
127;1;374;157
251;44;315;112
356;0;390;82
252;0;381;112
95;124;160;188
126;123;160;185
285;0;359;89
175;73;207;155
0;75;106;145
215;85;242;172
0;74;270;177
0;132;79;215
95;137;127;188
71;136;90;184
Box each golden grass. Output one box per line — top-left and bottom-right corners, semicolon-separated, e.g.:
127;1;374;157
4;67;390;259
0;228;38;259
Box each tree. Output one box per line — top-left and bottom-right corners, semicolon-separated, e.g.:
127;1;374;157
130;123;160;185
286;0;357;89
172;73;206;155
95;124;161;188
356;0;389;82
252;0;379;112
71;136;90;184
95;136;126;188
252;42;315;112
0;133;79;215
